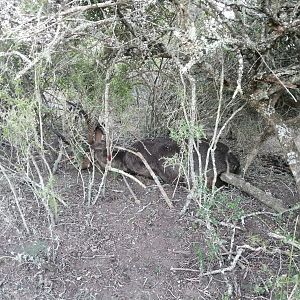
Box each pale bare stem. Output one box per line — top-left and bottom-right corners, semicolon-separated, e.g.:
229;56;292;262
205;63;225;189
52;139;64;174
257;50;298;102
31;155;56;226
40;153;67;208
180;193;192;216
178;72;191;191
228;227;236;262
215;104;246;142
93;84;111;203
232;50;244;99
288;283;299;300
0;164;30;234
223;274;234;299
196;247;245;278
186;245;246;281
33;30;44;151
86;150;97;205
192;141;204;207
92;49;122;204
78;168;87;204
110;168;146;188
178;69;190;125
187;75;197;189
64;149;88;203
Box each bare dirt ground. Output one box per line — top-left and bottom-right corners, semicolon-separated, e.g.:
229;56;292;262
0;156;299;300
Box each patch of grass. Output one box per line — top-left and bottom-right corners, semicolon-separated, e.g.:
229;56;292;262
196;188;244;224
169;120;205;143
254;272;300;299
155;266;161;276
14;240;48;268
194;244;205;271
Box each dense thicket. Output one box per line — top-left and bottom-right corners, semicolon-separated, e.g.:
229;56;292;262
0;0;299;196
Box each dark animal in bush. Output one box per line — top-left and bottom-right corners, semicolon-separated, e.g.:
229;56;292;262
84;127;240;188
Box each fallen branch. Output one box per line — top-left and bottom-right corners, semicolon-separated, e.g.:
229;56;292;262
187;244;279;281
220;173;286;213
195;247;245;278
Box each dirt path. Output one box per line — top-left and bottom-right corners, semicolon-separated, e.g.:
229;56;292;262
0;166;299;299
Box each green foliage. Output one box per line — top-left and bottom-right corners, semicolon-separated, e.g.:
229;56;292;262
38;178;60;219
22;240;48;259
80;0;106;22
170;120;206;143
15;240;48;268
1;96;38;152
220;195;244;222
111;63;133;113
194;230;222;270
20;0;48;13
196;189;244;224
254;272;300;300
56;51;105;110
194;244;205;271
247;234;266;247
155;266;161;276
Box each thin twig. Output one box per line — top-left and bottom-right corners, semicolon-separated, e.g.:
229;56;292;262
0;164;30;234
122;175;141;205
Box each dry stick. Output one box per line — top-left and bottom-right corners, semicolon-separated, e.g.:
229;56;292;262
122;175;141;205
215;103;246;143
220;245;246;270
92;166;146;205
257;51;298;102
116;146;173;209
187;74;197;188
220;173;286;213
187;244;269;280
65;149;88;203
110;167;146;189
0;164;30;234
200;248;245;277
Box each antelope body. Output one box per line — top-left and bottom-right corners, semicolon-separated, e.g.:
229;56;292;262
83;127;240;187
